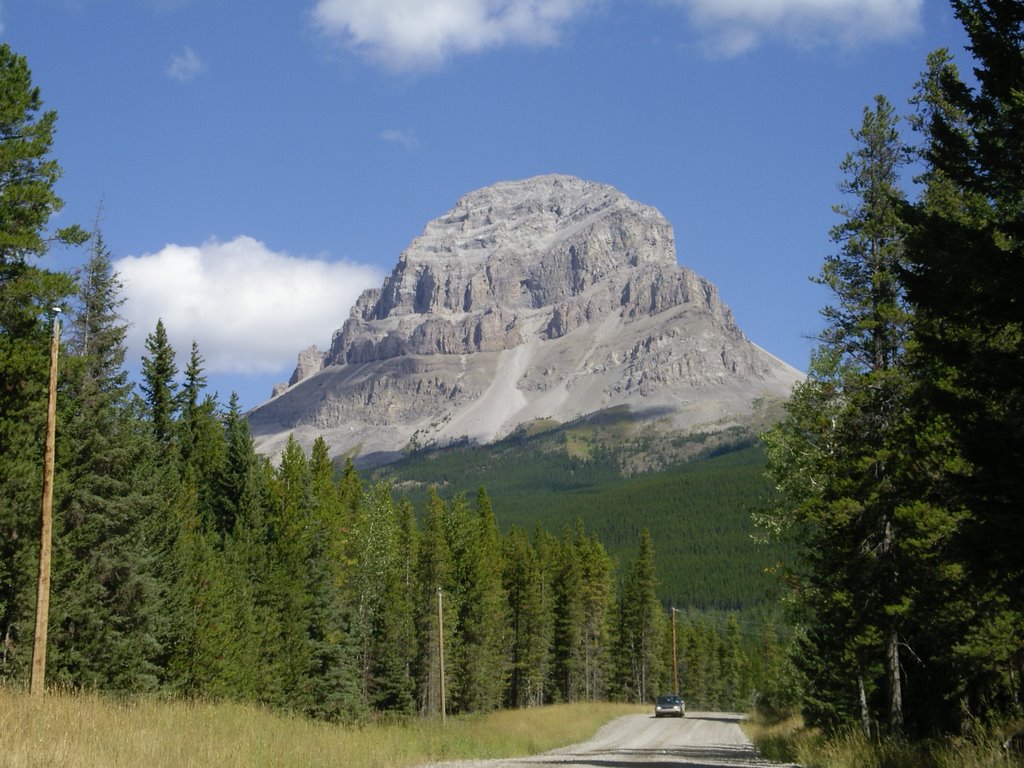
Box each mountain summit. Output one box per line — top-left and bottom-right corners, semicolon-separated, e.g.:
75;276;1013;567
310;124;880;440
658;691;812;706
249;175;801;462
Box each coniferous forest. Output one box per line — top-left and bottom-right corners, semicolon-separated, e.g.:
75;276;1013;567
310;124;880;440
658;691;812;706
761;0;1024;741
0;51;774;713
3;0;1024;748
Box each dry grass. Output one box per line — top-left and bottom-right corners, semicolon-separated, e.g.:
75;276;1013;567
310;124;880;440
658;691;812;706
743;710;1024;768
0;686;644;768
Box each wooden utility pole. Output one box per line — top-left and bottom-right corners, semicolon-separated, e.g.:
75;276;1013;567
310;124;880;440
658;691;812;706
30;309;60;695
670;607;679;696
437;586;446;723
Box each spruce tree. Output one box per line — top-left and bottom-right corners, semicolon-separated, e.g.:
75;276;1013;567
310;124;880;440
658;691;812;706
265;436;315;711
455;487;508;712
139;319;178;446
165;467;238;697
613;528;664;703
415;487;452;716
378;495;419;713
762;95;942;734
221;449;276;701
0;42;81;682
304;437;362;719
503;525;554;707
47;225;163;692
549;524;586;702
577;525;613;701
900;1;1024;725
213;393;257;536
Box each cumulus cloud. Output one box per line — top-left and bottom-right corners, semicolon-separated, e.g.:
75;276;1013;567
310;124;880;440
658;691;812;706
166;46;206;81
312;0;596;70
661;0;923;56
115;236;384;377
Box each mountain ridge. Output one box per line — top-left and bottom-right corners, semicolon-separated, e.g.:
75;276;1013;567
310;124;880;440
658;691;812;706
248;174;801;462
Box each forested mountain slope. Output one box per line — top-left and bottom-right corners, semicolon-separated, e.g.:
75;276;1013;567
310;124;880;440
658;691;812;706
372;419;784;611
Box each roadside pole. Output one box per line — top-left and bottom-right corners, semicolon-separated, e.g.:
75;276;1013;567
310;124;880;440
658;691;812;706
671;607;679;696
438;586;446;723
30;308;60;695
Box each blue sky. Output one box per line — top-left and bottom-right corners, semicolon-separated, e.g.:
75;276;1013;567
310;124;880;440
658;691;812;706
3;0;968;410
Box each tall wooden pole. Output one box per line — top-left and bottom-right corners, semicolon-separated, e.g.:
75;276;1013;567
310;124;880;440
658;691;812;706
30;310;60;695
437;586;446;723
671;607;679;696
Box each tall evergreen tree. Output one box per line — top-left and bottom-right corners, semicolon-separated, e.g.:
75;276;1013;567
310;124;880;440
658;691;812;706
303;437;362;719
264;436;319;712
350;481;416;714
900;1;1024;725
47;224;163;692
165;467;238;697
455;488;508;712
0;42;83;682
549;524;586;702
503;526;552;708
613;528;664;703
0;43;86;267
221;447;276;701
213;393;257;536
764;95;905;733
577;525;614;701
415;487;453;716
139;319;178;446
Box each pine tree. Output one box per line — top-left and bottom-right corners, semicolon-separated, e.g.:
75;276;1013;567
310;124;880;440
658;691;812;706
213;393;257;536
166;467;239;697
0;42;82;682
265;436;315;711
140;319;178;447
549;525;586;702
303;437;362;720
719;614;748;711
761;95;946;735
221;450;276;701
439;492;473;713
47;224;163;692
503;526;548;707
350;482;417;714
900;1;1024;725
577;526;614;701
455;487;508;712
613;528;664;703
415;487;452;716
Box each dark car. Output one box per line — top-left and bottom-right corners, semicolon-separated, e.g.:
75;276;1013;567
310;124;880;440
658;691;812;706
654;694;685;718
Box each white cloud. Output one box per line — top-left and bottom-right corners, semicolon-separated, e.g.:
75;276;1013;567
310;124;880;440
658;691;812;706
166;46;206;81
380;128;419;151
312;0;596;70
661;0;923;56
115;236;384;377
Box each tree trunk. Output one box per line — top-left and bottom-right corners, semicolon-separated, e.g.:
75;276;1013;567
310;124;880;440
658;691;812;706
858;665;872;738
887;628;903;733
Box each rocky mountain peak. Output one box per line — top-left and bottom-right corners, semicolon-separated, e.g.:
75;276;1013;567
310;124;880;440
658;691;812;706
249;175;800;463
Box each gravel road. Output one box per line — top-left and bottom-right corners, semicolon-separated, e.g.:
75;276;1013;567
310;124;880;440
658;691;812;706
416;712;797;768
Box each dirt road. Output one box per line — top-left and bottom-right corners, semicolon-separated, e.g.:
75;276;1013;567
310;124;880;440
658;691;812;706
417;712;796;768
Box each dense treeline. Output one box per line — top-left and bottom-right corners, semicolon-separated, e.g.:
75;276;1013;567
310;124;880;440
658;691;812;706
3;295;777;715
379;433;784;611
762;0;1023;740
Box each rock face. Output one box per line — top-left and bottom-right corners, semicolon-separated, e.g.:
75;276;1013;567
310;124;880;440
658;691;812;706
249;175;801;462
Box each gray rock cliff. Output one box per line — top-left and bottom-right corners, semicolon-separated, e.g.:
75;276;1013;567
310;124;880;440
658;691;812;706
249;175;801;461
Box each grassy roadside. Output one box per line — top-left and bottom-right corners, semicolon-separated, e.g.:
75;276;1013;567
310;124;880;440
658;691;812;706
742;710;1024;768
0;686;644;768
